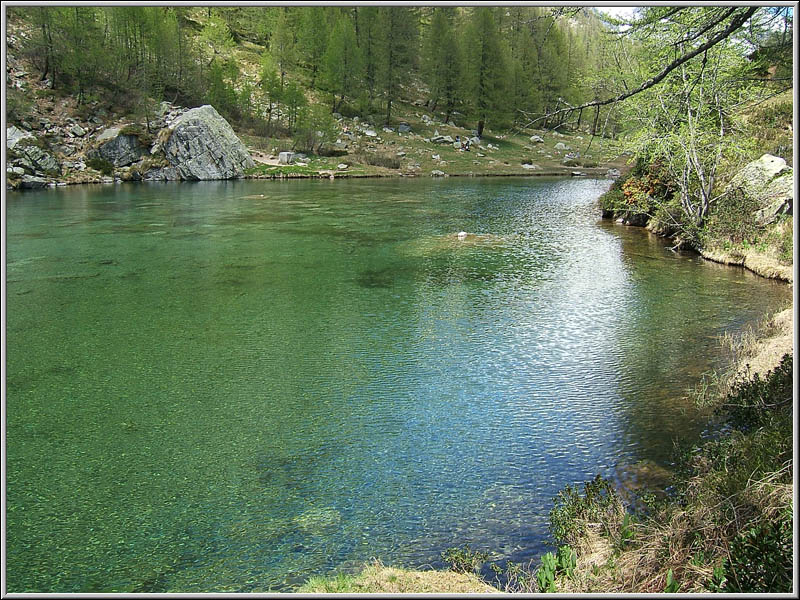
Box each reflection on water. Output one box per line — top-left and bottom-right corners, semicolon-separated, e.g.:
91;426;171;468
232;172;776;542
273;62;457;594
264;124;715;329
5;178;791;592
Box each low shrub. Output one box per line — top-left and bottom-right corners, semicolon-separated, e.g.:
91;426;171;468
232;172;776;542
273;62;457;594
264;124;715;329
86;157;114;175
724;506;792;592
549;474;624;545
441;545;488;575
353;151;401;169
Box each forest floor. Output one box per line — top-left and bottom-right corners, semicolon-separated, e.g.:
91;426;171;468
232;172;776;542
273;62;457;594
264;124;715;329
238;100;631;180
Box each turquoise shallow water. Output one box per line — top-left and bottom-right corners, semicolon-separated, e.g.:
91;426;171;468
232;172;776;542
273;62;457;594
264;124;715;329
5;177;791;591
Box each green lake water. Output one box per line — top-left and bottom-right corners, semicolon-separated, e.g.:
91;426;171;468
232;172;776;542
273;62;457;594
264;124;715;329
5;177;791;592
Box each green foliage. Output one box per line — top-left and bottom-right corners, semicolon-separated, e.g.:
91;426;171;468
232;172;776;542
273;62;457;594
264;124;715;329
550;474;622;545
321;14;363;112
536;551;557;592
705;565;728;592
375;7;418;124
463;7;509;135
720;353;792;432
204;61;240;122
297;8;328;87
245;164;318;177
617;513;635;549
535;546;576;592
702;187;763;247
282;81;307;133
6;87;33;124
301;572;357;593
441;545;488;575
421;8;463;122
86;157;114;175
293;104;338;154
725;506;792;592
664;568;679;593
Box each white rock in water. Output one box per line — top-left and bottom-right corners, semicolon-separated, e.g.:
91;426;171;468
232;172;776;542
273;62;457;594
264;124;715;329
457;231;467;240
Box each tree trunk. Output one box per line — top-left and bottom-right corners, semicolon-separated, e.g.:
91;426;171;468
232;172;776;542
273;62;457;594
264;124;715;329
385;97;392;126
477;119;485;137
591;105;600;136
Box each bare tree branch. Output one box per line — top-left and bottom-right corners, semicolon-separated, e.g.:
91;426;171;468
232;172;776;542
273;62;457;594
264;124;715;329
520;7;759;129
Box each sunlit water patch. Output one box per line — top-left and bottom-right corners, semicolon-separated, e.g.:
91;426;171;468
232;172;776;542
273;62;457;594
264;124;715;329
5;177;790;591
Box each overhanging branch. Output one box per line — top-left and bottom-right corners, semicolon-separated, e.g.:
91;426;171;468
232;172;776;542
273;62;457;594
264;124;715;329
521;7;759;128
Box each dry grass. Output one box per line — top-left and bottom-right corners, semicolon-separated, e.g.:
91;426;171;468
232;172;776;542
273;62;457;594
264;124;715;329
699;247;793;283
691;306;793;406
297;559;498;594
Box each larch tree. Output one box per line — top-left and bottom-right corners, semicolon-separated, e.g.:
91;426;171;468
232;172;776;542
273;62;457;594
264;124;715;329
463;7;509;136
375;7;418;125
421;7;463;122
320;13;363;113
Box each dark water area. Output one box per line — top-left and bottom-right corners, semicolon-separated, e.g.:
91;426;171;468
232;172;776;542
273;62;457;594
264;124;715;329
5;177;790;591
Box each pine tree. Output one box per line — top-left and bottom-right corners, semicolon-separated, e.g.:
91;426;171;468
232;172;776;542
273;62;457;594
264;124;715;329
320;13;363;113
297;8;329;88
464;7;509;136
355;7;380;103
271;7;297;90
375;7;418;125
422;8;463;122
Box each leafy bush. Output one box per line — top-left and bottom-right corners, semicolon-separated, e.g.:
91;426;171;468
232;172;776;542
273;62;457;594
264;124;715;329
702;187;763;246
86;157;114;175
354;152;401;169
293;104;338;154
720;354;792;432
7;87;33;124
441;545;488;575
550;474;623;545
725;507;792;592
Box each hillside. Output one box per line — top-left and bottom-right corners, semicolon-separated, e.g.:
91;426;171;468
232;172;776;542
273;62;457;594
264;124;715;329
5;6;629;188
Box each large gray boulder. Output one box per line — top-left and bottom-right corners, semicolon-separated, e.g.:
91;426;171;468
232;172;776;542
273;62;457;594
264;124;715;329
730;154;793;225
8;132;60;176
7;125;34;149
90;127;148;167
159;105;254;180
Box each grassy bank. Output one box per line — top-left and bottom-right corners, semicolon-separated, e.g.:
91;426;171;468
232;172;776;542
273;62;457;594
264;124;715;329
540;307;794;593
297;308;794;593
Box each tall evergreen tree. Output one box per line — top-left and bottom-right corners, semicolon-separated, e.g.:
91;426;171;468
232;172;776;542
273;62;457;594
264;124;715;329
270;7;297;89
421;8;463;122
375;7;418;124
355;6;381;103
321;14;363;113
464;7;509;136
297;8;329;88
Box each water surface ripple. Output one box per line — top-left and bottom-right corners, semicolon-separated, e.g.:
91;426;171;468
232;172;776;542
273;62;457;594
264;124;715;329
6;177;790;592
